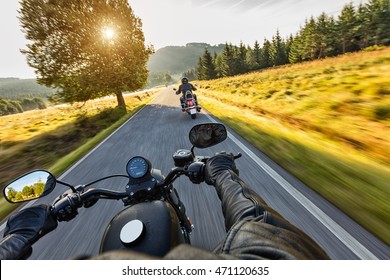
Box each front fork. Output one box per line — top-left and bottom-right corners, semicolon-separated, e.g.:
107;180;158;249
167;187;194;240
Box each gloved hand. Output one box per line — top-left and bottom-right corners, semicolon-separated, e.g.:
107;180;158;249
4;204;58;244
204;152;238;185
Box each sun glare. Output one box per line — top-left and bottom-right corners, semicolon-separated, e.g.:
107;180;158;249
102;27;115;41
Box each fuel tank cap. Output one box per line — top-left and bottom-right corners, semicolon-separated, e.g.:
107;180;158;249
120;219;144;245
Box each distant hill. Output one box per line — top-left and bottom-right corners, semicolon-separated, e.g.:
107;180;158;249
0;78;54;100
147;42;225;74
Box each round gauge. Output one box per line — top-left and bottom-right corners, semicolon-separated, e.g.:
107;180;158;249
126;156;150;179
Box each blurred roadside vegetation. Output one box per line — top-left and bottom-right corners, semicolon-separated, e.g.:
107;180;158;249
198;47;390;245
0;90;158;220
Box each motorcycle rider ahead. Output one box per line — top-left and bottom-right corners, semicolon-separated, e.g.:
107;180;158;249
175;77;200;112
0;153;329;260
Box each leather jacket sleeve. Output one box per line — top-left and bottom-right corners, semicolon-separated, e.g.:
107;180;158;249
212;170;330;259
176;85;182;95
0;234;32;260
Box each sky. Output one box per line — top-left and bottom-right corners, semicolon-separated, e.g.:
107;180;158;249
0;0;369;79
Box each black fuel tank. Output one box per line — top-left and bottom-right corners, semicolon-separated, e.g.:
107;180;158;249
99;200;184;257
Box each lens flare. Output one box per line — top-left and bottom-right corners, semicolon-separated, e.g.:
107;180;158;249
102;27;115;40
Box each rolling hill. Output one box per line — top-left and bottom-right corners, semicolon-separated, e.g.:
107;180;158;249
0;78;54;100
147;42;224;74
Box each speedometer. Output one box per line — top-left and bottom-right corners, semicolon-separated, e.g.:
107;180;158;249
126;156;150;179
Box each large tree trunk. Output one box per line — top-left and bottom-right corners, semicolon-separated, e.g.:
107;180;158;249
116;92;126;110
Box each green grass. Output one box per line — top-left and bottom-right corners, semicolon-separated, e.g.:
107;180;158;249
198;47;390;245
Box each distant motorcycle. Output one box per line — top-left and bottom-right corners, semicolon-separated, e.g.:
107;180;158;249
174;88;201;119
2;123;240;259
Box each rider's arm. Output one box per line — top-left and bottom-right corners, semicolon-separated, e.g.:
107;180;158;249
176;85;182;95
0;204;57;260
191;84;197;91
0;234;32;260
205;154;329;259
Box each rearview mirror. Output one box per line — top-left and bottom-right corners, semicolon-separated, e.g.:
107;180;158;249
189;123;227;148
3;170;56;203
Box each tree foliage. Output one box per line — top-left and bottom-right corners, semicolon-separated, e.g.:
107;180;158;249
5;182;44;202
0;97;46;116
189;0;390;80
196;49;216;80
18;0;152;108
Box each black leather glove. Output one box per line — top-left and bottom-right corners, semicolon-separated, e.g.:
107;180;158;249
4;204;58;244
204;153;238;185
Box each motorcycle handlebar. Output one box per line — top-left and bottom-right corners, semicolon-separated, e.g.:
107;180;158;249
51;188;127;221
161;152;242;185
51;152;241;221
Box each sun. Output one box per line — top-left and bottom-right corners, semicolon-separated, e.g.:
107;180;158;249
102;27;115;41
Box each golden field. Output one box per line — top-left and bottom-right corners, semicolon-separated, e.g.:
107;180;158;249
198;47;390;244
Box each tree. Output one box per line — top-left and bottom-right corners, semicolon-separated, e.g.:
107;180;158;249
300;17;318;61
234;42;248;74
213;52;223;78
338;3;360;53
245;46;257;71
270;30;288;66
0;98;23;115
260;39;272;69
22;185;34;198
199;48;216;80
315;13;337;58
5;187;17;202
32;182;45;197
288;33;304;64
19;0;153;109
253;40;262;69
355;4;371;49
219;43;235;77
285;34;294;61
365;0;390;46
195;57;204;80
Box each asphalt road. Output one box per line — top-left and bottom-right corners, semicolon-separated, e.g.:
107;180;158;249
1;87;389;259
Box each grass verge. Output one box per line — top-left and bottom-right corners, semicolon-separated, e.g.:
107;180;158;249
202;97;390;245
198;48;390;245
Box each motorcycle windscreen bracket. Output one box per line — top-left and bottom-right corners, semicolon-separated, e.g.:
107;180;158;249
125;179;158;203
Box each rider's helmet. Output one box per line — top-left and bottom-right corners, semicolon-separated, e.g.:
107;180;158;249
181;77;188;84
